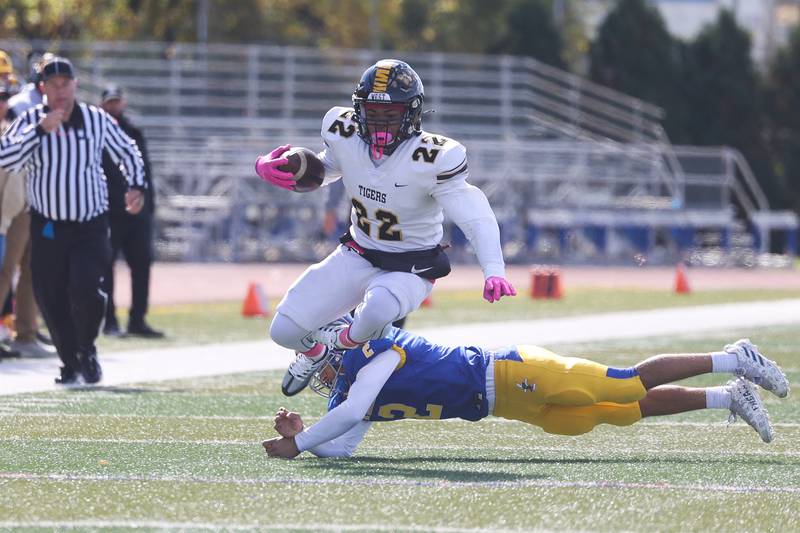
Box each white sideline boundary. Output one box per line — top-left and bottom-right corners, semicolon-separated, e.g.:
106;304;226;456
2;298;800;397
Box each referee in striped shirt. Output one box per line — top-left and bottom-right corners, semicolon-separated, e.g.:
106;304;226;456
0;56;146;385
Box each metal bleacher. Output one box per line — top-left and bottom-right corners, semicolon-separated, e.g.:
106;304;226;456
1;39;795;264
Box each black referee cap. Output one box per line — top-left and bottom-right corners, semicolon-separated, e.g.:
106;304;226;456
101;84;123;103
40;56;74;82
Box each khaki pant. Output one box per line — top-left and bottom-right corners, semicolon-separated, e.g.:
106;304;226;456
0;210;38;341
0;167;26;233
0;166;36;341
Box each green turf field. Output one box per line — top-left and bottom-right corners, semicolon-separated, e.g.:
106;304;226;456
2;325;798;531
97;288;800;352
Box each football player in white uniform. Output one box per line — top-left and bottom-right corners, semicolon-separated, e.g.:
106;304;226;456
256;59;516;396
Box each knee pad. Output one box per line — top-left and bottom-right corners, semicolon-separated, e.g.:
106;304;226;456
350;286;403;342
269;312;314;352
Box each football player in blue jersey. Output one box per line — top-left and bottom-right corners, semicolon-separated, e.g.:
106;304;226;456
262;325;789;458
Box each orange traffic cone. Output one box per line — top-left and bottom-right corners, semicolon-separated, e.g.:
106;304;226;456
548;268;563;299
242;282;270;317
530;267;563;299
530;267;544;298
674;263;691;295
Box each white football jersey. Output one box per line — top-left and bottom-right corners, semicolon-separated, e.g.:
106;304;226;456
319;106;470;253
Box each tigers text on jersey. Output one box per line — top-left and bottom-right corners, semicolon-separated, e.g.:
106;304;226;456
328;327;492;422
319;106;469;253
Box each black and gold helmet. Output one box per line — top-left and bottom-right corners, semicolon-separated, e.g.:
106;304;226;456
351;59;424;155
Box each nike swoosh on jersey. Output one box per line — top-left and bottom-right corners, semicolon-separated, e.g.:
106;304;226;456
394;183;408;187
410;265;433;273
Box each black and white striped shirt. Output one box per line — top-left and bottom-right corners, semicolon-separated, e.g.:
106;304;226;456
0;102;145;222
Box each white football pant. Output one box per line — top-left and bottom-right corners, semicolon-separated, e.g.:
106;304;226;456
271;245;433;351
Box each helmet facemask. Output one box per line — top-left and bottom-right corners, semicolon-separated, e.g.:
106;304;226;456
359;102;407;159
309;350;345;398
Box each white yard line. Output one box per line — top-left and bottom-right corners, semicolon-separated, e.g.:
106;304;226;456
1;471;798;494
0;521;520;533
2;298;800;397
2;436;799;457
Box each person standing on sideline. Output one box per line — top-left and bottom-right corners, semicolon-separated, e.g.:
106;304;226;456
100;85;163;339
6;51;46;122
0;82;21;353
0;54;57;358
0;57;146;384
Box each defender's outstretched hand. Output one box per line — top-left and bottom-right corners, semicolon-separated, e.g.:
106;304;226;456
483;276;516;303
255;144;295;190
262;436;300;459
274;407;304;438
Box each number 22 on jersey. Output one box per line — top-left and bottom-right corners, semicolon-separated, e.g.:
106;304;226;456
352;198;402;241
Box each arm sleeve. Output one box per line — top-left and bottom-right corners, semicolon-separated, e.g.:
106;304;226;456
433;177;506;279
0;113;43;173
294;349;400;456
103;114;146;189
304;421;372;458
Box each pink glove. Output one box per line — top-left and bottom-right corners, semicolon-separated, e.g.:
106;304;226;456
255;144;295;190
483;276;517;303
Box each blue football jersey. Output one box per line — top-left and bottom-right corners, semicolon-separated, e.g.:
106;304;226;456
328;328;492;422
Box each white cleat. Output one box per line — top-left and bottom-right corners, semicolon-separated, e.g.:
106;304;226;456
313;315;356;351
727;377;774;443
725;338;790;398
281;350;331;396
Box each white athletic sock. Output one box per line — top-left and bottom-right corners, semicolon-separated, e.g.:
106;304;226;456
711;351;739;373
706;386;732;409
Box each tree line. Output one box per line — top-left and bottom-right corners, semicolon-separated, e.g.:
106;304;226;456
0;0;797;213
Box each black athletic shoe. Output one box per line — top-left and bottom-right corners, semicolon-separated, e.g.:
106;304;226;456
103;323;124;337
126;321;165;339
55;366;80;385
80;350;103;384
36;331;54;346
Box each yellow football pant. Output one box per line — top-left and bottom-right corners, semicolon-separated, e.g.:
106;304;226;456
493;345;646;436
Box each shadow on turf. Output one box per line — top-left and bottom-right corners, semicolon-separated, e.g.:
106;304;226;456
300;455;790;483
303;460;539;482
64;386;188;394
